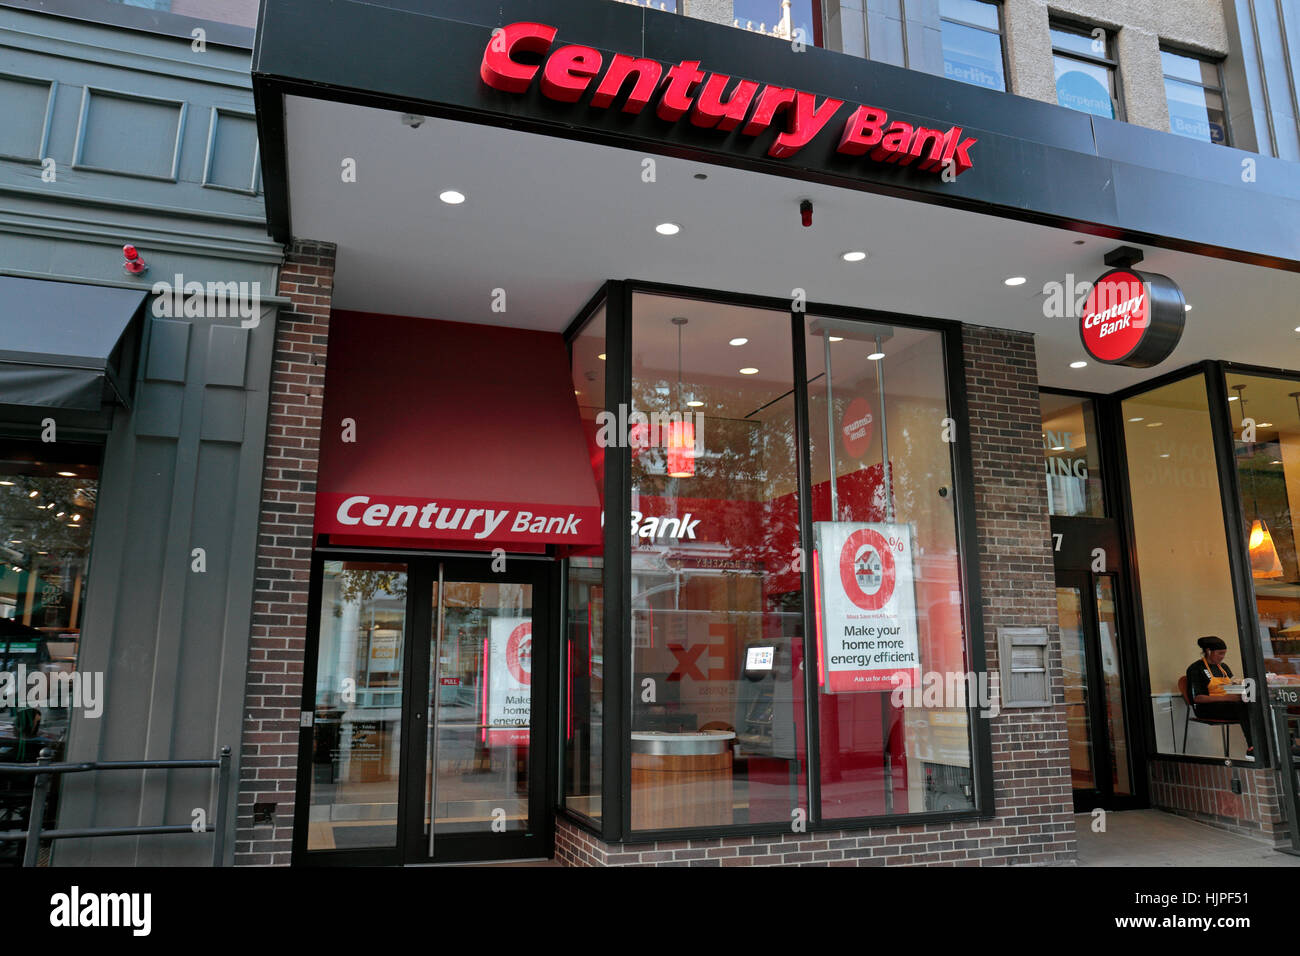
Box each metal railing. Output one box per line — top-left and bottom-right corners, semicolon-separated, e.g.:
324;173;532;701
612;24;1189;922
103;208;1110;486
0;746;231;867
1268;701;1300;856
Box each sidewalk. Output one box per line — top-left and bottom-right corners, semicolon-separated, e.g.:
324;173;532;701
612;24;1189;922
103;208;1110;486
1075;810;1300;866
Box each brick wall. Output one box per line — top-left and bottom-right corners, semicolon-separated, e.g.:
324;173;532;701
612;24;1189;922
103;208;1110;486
1149;758;1289;843
555;324;1077;866
234;240;335;866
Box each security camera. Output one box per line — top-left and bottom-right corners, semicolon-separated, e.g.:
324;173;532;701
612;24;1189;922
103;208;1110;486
400;113;425;129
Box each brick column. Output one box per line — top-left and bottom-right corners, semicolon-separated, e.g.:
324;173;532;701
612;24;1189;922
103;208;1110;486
961;324;1078;860
234;240;335;866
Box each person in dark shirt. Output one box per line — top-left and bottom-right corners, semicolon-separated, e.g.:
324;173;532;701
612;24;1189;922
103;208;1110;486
1186;636;1253;756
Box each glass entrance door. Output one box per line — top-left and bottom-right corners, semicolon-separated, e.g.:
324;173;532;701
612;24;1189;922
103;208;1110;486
297;555;553;865
1056;570;1133;810
405;558;553;863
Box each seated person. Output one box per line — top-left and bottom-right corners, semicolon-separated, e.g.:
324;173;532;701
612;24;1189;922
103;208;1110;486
1186;636;1253;757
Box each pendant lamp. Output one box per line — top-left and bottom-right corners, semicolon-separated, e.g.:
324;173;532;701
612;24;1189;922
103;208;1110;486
667;317;695;479
1235;384;1284;579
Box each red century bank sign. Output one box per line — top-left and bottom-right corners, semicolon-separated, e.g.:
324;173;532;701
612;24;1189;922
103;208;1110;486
480;22;978;177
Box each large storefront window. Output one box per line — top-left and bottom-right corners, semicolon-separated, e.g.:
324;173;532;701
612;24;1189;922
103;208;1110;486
628;294;807;832
1122;375;1250;758
567;305;605;822
1041;393;1104;517
1224;372;1300;709
805;319;975;818
306;560;408;850
0;439;101;766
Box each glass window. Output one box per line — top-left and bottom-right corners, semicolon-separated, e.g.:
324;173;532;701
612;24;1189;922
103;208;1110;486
566;305;606;822
806;319;976;819
1041;393;1105;517
1122;376;1252;759
1162;49;1229;146
306;561;408;850
628;294;807;832
1052;23;1123;120
1224;374;1300;717
732;0;816;42
0;439;101;766
940;0;1007;91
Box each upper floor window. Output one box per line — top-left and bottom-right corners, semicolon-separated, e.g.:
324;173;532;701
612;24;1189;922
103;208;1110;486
939;0;1007;92
1051;21;1124;121
614;0;822;47
1162;48;1230;146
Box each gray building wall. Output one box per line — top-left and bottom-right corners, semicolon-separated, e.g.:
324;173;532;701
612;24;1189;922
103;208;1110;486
1222;0;1300;160
0;1;281;864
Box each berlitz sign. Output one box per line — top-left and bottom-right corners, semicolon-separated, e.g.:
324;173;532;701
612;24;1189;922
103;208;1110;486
480;22;978;177
1079;268;1185;368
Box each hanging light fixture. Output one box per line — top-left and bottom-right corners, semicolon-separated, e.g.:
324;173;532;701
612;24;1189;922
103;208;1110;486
667;317;695;479
1236;384;1283;579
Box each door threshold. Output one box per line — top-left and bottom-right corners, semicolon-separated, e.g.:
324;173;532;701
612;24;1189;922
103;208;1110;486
405;857;556;867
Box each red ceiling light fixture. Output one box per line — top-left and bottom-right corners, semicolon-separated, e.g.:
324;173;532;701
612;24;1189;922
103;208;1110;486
122;244;147;275
667;316;696;479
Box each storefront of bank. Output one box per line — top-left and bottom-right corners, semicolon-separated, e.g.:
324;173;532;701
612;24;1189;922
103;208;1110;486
242;0;1300;866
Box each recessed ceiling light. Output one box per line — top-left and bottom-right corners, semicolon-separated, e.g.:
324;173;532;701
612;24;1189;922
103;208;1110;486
739;367;759;375
57;471;75;477
1128;417;1144;422
1258;421;1273;428
656;222;681;235
1146;421;1163;427
1294;326;1300;333
828;336;843;343
1070;361;1087;368
1160;453;1171;458
72;514;81;521
1004;276;1027;286
687;400;705;407
1271;459;1282;465
28;490;38;497
1228;396;1238;401
729;337;748;346
0;480;13;486
1051;445;1066;451
438;190;465;205
597;353;606;361
841;251;867;262
867;352;886;361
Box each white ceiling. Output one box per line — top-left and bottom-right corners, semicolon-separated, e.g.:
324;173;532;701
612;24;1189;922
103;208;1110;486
284;95;1300;394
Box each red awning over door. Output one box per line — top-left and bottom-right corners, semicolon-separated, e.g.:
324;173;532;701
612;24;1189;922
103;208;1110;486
314;310;602;550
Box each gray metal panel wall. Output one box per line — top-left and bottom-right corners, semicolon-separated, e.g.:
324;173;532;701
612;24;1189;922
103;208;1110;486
1223;0;1300;160
0;6;282;865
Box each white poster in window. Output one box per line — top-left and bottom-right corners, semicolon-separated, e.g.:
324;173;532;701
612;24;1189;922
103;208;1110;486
487;616;531;746
813;521;920;694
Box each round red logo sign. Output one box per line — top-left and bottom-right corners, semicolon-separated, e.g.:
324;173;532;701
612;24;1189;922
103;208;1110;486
840;397;874;459
506;622;532;685
1080;269;1150;362
838;529;896;611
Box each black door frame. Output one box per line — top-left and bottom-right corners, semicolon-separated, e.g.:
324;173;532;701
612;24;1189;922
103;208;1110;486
291;548;560;866
1055;568;1143;811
